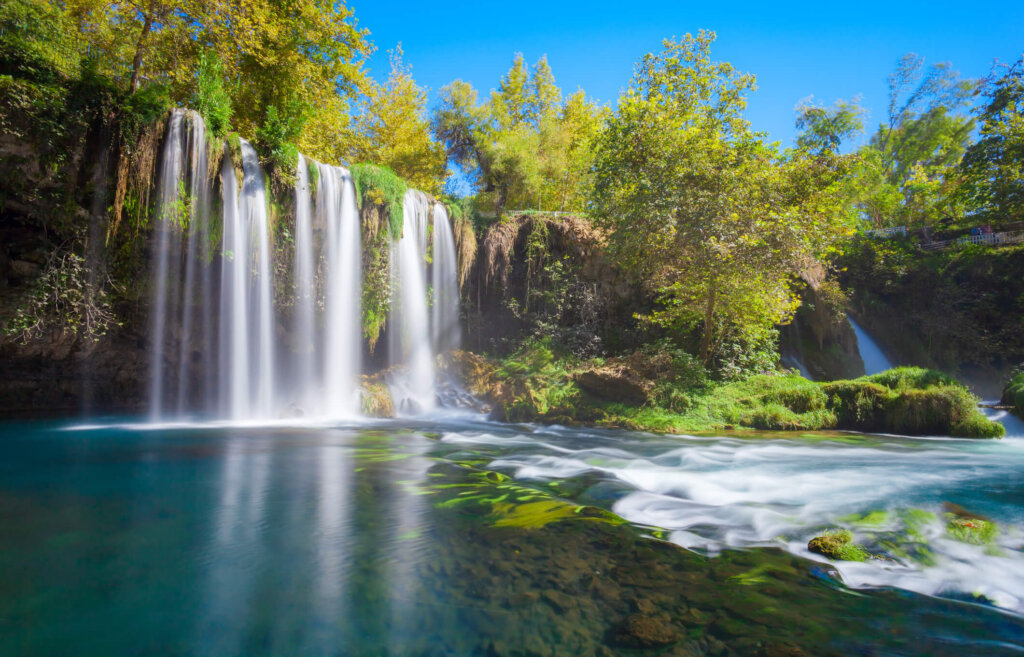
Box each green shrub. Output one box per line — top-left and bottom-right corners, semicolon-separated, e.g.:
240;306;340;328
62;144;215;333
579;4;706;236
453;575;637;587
1003;372;1024;417
191;51;232;139
821;380;891;431
255;102;306;188
886;386;976;435
866;367;959;391
351;163;408;241
951;414;1006;439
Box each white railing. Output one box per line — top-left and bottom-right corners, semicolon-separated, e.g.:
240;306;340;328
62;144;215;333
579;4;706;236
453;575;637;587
921;230;1024;251
865;226;907;238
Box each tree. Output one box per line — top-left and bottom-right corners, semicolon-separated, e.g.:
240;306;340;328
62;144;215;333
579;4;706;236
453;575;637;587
350;46;447;195
591;33;852;368
958;56;1024;224
795;97;864;156
856;54;976;227
432;54;605;213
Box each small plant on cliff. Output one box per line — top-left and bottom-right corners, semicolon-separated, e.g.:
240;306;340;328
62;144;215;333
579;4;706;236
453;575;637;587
3;252;120;344
255;101;305;191
351;163;408;240
191;51;232;139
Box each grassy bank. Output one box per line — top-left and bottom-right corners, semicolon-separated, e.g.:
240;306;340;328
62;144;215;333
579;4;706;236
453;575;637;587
443;340;1005;438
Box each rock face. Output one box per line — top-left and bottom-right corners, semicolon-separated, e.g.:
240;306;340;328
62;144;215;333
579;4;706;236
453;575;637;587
575;366;652;405
780;264;864;381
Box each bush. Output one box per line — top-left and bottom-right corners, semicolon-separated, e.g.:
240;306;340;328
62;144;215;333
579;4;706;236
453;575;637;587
191;51;232;139
866;367;959;391
1003;372;1024;418
351;163;408;241
951;414;1006;439
255;102;305;189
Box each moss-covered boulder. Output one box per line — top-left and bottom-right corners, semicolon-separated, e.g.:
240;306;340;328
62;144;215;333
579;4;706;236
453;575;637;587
575;364;652;405
360;378;394;418
807;529;870;562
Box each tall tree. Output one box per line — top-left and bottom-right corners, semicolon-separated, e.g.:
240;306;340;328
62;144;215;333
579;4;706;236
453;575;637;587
350;45;446;194
591;33;852;368
432;54;605;213
958;57;1024;224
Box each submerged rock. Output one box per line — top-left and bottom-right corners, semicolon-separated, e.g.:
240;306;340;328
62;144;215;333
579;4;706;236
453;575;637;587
608;613;680;648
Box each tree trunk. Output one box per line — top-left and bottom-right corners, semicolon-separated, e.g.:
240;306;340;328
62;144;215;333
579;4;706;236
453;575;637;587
129;12;155;93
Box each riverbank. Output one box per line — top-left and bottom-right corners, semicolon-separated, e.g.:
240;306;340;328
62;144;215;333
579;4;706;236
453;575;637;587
440;341;1005;438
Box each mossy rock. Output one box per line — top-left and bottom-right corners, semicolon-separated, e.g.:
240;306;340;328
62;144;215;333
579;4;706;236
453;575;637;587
360;380;394;418
1002;372;1024;418
807;529;870;562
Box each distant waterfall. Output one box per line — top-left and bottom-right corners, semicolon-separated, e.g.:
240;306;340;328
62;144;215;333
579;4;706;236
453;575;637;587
147;112;459;422
849;317;894;376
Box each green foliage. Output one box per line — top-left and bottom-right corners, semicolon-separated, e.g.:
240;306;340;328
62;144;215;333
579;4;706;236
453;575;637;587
865;366;959;391
351;163;408;240
837;237;1024;378
848;54;977;228
0;0;82;81
958;57;1024;225
349;46;446;195
191;51;232;139
3;252;120;343
946;516;998;545
432;54;605;213
256;102;305;188
1003;372;1024;417
795;97;865;156
591;32;854;367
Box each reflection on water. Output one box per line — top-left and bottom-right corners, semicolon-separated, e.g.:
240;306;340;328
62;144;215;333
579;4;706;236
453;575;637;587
0;418;1023;656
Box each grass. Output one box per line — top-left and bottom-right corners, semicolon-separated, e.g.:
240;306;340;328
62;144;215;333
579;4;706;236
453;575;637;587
351;163;408;241
464;347;1005;438
807;529;871;562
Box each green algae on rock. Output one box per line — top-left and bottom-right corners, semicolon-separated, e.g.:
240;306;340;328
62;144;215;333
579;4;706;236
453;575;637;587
807;529;871;562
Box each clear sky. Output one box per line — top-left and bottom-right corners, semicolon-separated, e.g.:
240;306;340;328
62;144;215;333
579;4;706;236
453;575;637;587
348;0;1023;149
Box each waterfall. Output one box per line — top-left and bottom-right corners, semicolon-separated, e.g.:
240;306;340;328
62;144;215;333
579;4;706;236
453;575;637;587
150;110;214;420
431;202;461;354
218;147;250;419
148;110;185;420
318;163;362;418
292;155;316;410
146;113;460;422
389;191;436;414
849;317;894;376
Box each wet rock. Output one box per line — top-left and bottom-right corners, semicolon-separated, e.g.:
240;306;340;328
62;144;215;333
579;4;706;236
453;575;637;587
575;365;652;405
608;613;680;648
807;529;869;562
759;642;809;657
541;589;573;613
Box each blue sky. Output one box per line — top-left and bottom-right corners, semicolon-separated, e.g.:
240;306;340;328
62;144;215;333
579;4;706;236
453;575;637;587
349;0;1023;150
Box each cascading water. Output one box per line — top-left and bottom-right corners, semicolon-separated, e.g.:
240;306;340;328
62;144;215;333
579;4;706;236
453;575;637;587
216;139;278;420
317;163;362;418
292;155;316;408
389;191;437;414
431;202;461;354
148;113;457;422
150;109;215;420
849;317;894;375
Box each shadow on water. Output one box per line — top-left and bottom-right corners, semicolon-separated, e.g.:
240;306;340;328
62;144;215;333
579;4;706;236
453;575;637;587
0;418;1023;656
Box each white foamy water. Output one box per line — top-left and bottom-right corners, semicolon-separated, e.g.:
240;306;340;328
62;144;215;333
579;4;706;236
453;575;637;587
487;431;1024;614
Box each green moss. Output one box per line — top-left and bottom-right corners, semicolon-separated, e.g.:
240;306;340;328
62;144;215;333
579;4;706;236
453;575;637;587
946;516;998;545
865;367;959;391
951;414;1006;438
807;529;871;562
307;158;320;195
351;163;408;241
1003;372;1024;418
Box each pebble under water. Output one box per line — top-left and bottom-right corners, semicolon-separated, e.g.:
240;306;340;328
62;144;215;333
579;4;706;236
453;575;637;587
1;416;1023;656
